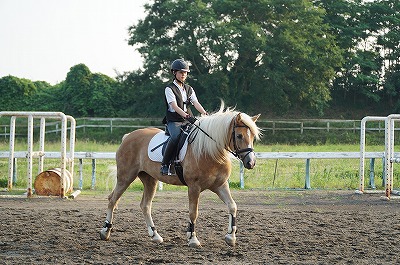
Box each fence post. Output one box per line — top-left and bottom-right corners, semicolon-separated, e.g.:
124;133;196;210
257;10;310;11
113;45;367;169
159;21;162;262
79;158;83;190
304;158;311;189
158;181;163;191
382;157;386;187
13;157;17;184
368;158;376;189
91;159;96;189
239;161;244;189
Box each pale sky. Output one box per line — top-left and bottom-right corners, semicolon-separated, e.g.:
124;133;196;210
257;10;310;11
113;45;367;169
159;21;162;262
0;0;150;85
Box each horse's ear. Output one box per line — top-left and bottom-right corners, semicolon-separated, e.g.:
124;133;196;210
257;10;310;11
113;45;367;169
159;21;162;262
252;114;261;122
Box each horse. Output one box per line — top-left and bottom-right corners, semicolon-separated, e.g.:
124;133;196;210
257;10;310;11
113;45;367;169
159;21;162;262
99;104;261;247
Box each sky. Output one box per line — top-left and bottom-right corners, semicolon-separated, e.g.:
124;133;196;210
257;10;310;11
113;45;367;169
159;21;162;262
0;0;150;85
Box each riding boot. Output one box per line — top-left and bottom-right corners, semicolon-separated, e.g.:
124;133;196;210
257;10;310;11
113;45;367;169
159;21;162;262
161;140;176;175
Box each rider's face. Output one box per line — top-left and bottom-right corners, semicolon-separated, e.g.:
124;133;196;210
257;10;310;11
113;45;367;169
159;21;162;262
175;70;188;83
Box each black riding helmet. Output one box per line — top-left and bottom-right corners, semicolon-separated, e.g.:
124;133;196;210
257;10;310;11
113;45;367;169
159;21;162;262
171;59;190;73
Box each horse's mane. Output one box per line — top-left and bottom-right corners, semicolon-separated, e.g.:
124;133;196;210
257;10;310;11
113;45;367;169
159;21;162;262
190;103;261;164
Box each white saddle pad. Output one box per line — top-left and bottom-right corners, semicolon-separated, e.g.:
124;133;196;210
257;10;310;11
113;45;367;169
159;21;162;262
147;131;188;162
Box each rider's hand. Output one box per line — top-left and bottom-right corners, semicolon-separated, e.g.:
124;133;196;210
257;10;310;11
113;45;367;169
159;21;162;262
185;115;197;124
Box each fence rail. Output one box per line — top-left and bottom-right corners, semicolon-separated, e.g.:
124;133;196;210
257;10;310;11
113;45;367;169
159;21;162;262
0;151;392;191
0;117;390;138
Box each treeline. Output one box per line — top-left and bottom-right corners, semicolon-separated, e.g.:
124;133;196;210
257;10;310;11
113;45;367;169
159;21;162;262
1;0;399;119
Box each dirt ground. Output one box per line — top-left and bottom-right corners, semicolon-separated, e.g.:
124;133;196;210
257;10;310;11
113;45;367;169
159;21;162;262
0;189;399;265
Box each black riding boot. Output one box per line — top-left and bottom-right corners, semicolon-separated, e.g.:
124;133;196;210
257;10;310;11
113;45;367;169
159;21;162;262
160;140;176;175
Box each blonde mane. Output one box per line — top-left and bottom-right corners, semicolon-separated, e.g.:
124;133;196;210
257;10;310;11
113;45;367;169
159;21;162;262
189;104;261;164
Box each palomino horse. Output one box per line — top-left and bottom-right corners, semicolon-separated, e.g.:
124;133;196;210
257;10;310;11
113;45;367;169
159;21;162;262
99;105;261;247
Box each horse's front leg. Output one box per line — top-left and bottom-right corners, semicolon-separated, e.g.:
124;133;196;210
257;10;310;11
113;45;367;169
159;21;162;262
187;187;201;247
212;181;237;246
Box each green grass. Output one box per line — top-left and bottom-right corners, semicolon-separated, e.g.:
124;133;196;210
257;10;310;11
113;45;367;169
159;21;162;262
0;140;398;193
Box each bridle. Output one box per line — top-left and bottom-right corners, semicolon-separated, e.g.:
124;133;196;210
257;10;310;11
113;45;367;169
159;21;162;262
189;113;255;161
229;115;255;161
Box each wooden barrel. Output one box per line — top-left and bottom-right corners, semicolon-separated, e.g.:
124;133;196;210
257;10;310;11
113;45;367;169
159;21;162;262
34;168;73;196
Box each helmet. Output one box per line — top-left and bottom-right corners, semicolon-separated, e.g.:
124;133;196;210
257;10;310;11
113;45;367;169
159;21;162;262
170;59;190;73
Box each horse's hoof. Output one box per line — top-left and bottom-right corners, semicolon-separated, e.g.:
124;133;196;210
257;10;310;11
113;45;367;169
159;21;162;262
188;239;201;248
188;235;201;247
151;232;164;243
99;228;111;241
225;233;236;246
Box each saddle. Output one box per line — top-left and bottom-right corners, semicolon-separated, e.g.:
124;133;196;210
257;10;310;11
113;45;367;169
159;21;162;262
148;124;193;185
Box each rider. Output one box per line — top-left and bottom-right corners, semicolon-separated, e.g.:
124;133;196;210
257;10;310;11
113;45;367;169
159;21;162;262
161;59;208;175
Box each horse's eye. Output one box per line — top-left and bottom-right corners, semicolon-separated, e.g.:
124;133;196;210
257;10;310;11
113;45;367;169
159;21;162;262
237;134;243;140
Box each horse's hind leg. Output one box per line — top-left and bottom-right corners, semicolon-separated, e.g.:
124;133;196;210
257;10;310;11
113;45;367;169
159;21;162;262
99;168;136;241
139;173;163;243
211;181;237;246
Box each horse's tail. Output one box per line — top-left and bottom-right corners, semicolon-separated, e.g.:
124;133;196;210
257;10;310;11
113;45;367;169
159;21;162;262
106;165;118;192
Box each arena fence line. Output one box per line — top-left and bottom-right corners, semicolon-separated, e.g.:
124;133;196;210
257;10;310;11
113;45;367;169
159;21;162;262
0;150;393;193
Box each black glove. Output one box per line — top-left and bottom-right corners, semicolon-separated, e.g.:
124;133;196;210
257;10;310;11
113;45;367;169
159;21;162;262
186;116;197;124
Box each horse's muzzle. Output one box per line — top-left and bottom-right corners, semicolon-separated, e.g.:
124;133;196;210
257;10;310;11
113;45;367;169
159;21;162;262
245;159;256;169
241;151;256;169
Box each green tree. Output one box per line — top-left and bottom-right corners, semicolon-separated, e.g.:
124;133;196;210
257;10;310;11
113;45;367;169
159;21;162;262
372;0;400;110
0;75;37;111
315;0;376;106
115;70;165;117
89;73;118;117
26;81;61;111
62;64;118;117
319;0;399;113
256;0;343;114
127;0;343;115
63;64;92;116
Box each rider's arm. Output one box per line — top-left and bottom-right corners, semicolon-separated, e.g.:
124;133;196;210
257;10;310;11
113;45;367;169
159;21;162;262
193;101;208;116
170;101;189;118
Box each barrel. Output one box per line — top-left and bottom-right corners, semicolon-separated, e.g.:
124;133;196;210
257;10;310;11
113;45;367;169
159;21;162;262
34;168;73;196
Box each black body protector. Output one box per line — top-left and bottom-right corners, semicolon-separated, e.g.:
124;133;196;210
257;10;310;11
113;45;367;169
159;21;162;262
164;82;194;123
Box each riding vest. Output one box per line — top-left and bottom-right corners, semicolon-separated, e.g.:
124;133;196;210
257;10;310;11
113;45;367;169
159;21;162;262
164;82;194;123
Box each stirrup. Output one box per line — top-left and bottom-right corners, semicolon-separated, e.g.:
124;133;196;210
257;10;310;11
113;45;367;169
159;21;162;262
160;164;171;175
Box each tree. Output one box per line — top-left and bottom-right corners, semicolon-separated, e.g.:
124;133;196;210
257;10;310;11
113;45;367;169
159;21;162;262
62;64;118;117
318;0;400;114
89;73;118;117
0;75;37;111
371;0;400;110
127;0;343;115
27;80;61;111
63;64;92;116
115;70;165;117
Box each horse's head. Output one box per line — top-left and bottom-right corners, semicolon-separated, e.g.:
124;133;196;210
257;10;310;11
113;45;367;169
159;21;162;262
230;113;261;169
189;105;261;166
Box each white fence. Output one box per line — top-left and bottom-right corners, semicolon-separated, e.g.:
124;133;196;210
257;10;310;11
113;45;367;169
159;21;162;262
0;150;391;192
0;117;389;138
0;111;75;198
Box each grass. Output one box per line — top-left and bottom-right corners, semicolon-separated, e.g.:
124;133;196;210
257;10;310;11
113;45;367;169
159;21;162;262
0;140;398;193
